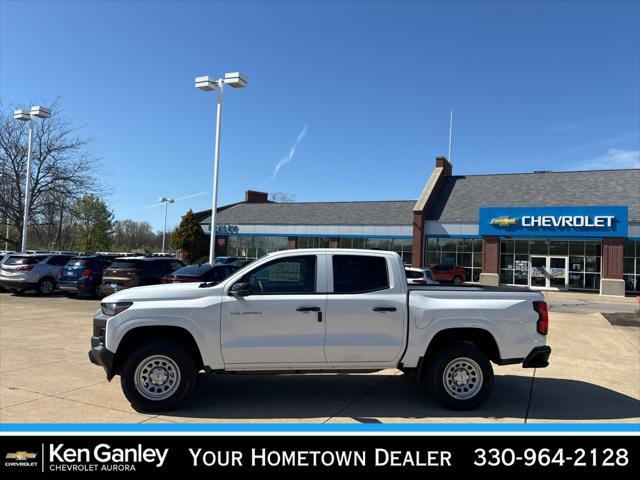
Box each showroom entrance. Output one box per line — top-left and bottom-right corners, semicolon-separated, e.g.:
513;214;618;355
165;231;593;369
530;256;569;290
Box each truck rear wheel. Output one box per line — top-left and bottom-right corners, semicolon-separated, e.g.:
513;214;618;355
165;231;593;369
120;340;196;412
425;342;493;410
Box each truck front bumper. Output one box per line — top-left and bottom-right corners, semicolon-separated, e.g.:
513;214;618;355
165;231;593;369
88;311;115;380
522;346;551;368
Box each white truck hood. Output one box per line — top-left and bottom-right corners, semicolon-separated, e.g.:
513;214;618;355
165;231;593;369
102;282;225;303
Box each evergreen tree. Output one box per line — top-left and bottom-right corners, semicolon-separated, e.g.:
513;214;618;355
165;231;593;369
73;194;114;252
171;209;208;264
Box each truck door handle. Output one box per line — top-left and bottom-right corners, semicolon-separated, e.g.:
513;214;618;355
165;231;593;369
296;306;322;323
373;306;397;312
296;306;321;312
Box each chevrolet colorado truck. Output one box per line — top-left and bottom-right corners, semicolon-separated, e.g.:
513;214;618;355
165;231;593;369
89;249;550;412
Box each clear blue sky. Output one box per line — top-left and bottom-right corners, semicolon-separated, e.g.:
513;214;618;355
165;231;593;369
2;0;639;230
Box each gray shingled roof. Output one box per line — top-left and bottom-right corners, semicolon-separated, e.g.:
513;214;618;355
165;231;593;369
201;201;416;226
426;169;640;223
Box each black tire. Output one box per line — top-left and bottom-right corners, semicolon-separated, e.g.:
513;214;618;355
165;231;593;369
37;277;56;296
452;276;463;285
120;340;197;412
424;341;493;410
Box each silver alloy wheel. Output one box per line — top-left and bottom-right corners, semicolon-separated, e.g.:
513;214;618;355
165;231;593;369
134;355;181;401
40;279;54;294
442;357;483;399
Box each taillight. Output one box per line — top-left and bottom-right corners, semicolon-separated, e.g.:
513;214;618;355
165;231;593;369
16;266;33;271
533;301;549;335
82;268;93;278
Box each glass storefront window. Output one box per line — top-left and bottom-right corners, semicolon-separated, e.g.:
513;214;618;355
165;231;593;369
623;239;639;292
548;241;568;255
425;236;483;281
569;241;585;256
515;240;529;254
500;270;513;284
498;239;601;291
227;235;289;258
569;257;584;272
501;240;514;254
501;254;514;270
584;256;600;273
529;241;548;255
585;242;601;256
584;273;601;290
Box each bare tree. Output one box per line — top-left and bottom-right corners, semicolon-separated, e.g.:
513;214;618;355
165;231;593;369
0;99;103;250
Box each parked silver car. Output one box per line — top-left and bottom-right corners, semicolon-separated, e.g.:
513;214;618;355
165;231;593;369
0;253;73;295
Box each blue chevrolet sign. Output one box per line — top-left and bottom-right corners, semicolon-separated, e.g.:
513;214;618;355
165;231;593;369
479;206;628;238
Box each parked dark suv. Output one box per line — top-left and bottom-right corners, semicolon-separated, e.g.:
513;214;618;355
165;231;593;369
58;256;114;298
100;257;184;295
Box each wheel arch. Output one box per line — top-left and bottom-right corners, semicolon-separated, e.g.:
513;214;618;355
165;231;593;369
416;327;501;381
112;326;205;376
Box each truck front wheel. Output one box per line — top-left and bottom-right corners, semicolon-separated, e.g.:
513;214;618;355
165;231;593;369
425;342;494;410
120;340;197;412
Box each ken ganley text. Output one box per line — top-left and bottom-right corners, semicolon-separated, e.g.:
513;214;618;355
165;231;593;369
190;448;452;468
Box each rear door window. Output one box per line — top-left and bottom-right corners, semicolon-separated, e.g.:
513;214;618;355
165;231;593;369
332;255;389;294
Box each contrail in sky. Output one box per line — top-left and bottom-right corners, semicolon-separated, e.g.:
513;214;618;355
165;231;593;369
145;191;208;208
272;124;308;179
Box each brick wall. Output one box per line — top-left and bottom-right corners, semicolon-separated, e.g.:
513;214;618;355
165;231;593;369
216;236;228;257
602;237;624;279
411;212;425;267
329;238;340;248
481;236;500;274
245;190;269;203
287;236;298;250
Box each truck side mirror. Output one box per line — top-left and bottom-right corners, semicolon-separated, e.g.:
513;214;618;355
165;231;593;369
230;282;251;297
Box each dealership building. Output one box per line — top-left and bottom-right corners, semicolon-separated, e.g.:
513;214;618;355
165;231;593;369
197;157;640;296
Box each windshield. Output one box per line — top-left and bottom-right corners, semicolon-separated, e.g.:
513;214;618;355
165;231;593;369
172;264;211;276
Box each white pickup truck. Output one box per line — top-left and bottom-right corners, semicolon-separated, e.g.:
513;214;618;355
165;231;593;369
89;249;551;412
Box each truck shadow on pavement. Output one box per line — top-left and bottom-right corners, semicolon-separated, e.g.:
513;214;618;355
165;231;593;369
159;372;640;422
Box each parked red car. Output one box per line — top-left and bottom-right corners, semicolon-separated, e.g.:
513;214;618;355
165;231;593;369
427;264;466;285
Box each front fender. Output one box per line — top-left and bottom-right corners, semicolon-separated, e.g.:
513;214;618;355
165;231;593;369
105;309;223;370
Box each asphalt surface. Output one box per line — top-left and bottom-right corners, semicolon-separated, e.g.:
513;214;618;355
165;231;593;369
0;290;638;424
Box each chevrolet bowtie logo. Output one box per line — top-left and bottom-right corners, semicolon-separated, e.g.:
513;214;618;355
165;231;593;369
6;451;37;461
490;216;518;227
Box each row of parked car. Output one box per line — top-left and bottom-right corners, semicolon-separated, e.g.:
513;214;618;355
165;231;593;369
0;251;256;298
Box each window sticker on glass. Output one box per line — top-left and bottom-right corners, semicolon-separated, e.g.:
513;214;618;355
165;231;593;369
268;262;301;282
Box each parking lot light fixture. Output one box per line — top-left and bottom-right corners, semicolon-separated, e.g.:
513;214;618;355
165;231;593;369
159;197;175;254
14;105;52;253
195;71;248;264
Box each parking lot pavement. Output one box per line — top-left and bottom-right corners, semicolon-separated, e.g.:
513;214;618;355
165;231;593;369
0;291;638;424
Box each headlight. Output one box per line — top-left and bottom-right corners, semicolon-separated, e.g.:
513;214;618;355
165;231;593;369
101;302;133;316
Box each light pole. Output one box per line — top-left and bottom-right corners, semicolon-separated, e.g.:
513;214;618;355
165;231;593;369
195;72;247;264
13;106;51;253
159;197;174;254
